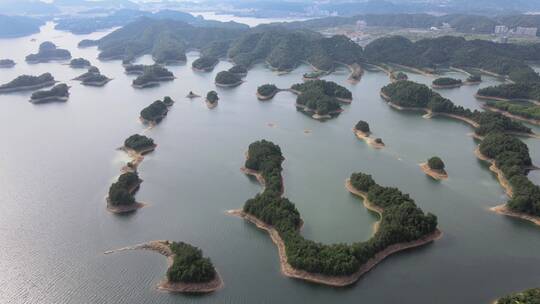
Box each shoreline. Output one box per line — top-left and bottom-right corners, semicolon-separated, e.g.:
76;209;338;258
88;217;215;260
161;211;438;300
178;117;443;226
432;83;462;89
490;204;540;227
474;94;540;105
82;78;111;87
0;80;56;93
215;80;243;88
474;147;513;197
120;145;156;172
419;163;448;180
105;240;223;293
29;95;69;104
206;100;218;109
256;89;282;101
353;128;385;149
482;104;540;126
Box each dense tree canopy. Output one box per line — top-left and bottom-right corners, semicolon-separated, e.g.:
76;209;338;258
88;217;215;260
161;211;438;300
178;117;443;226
432;77;462;86
355;120;370;133
124;134;155;152
0;73;54;90
478;83;540;102
215;71;242;85
206;91;219;104
132;65;174;87
496;288;540;304
228;65;247;75
427;157;445;170
69;58;90;68
25;41;71;63
257;84;278;97
486;100;540;120
30;84;69;100
167;242;217;283
108;172;141;206
291;80;351;116
140;100;169;123
192;56;218;71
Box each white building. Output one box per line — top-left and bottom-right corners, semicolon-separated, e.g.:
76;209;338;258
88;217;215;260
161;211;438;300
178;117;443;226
494;25;509;34
515;26;538;36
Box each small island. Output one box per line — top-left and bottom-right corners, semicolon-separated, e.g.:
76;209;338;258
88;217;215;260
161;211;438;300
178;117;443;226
25;41;71;63
73;67;111;86
390;71;408;82
228;65;247;77
107;171;144;213
215;70;242;87
124;64;145;75
0;73;55;93
105;240;222;293
303;70;326;81
124;134;157;155
29;83;70;104
0;59;15;68
206;91;219;109
69;58;90;68
420;156;448;180
465;74;481;85
494;288;540;304
483;100;540;126
186;91;200;99
256;84;279;100
353;120;385;149
432;77;463;89
140;97;174;124
192;56;219;72
132;65;174;89
291;80;352;120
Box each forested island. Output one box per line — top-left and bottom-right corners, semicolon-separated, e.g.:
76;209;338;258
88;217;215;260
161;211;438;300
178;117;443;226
107;171;144;213
494;288;540;304
291;80;352;120
229;140;440;286
420;156;448;180
140;97;174;124
477;83;540;103
124;134;156;155
466;74;482;84
25;42;71;63
206;91;219;109
353;120;385;149
132;65;174;88
228;65;247;77
0;59;15;68
432;77;463;89
192;56;219;72
29;83;70;104
124;64;145;75
106;240;222;293
215;71;242;87
69;58;91;68
73;67;111;86
390;71;408;82
0;73;55;93
257;84;280;100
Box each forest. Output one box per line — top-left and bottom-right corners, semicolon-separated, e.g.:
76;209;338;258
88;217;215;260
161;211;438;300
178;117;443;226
427;157;445;170
291;80;352;116
215;71;242;85
30;84;69;100
108;172;141;206
0;73;55;90
124;134;155;152
206;91;219;104
257;84;278;97
192;56;218;71
477;83;540;102
485;100;540;121
432;77;462;86
69;58;90;68
496;288;540;304
25;41;71;63
140;100;170;123
167;241;217;283
132;65;174;87
354;120;370;133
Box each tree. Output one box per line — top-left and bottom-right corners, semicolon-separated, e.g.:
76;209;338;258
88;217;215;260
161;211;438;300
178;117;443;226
427;157;445;170
355;120;370;133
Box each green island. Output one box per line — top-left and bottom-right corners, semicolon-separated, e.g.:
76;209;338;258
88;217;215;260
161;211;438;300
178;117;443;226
0;59;15;68
107;171;144;213
124;134;156;154
228;140;440;286
477;83;540;104
215;70;242;87
483;100;540;126
69;58;90;68
256;84;280;100
192;56;219;72
303;70;326;81
291;80;352;120
0;72;55;93
140;97;174;124
494;288;540;304
228;65;247;77
73;67;111;87
390;71;408;82
124;64;145;75
466;74;482;84
29;83;70;104
420;156;448;180
25;41;71;63
353;120;385;149
206;91;219;108
132;65;174;89
106;240;222;293
432;77;463;89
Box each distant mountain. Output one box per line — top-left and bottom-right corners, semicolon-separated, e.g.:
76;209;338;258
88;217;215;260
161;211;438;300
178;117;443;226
0;15;43;38
0;0;60;16
53;0;138;9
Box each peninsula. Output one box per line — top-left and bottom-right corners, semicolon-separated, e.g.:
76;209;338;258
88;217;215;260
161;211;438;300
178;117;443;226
420;156;448;180
0;73;55;93
215;71;242;87
353;120;385;149
228;140;440;286
29;83;70;104
25;41;71;63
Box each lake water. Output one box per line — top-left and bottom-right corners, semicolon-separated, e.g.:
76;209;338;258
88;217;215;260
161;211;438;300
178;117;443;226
1;22;540;304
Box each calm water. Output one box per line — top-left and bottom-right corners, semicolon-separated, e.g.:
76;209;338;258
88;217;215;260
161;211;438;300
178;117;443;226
1;23;540;304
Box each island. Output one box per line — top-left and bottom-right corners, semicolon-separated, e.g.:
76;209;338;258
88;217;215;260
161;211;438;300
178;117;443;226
29;83;70;104
420;156;448;180
303;71;326;81
186;91;200;99
0;73;55;93
124;64;145;75
228;65;247;77
291;80;352;120
192;56;219;72
132;65;174;89
465;74;481;85
206;91;219;109
105;240;222;293
390;71;408;82
140;97;174;124
431;77;463;89
228;140;440;286
124;134;157;155
215;71;242;87
25;41;72;63
107;171;144;213
494;288;540;304
353;120;385;149
0;59;15;68
73;67;112;87
256;84;279;100
69;58;90;68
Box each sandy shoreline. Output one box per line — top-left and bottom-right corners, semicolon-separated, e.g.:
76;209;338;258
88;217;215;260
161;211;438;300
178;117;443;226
206;100;218;109
105;240;223;293
490;204;540;227
482;104;540;126
256;90;280;101
215;80;243;88
419;163;448;180
353;129;385;149
474;147;513;197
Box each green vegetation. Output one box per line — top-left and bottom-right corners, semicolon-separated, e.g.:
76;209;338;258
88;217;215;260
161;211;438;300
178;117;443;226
432;77;462;87
478;83;540;102
30;84;69;102
124;64;144;74
242;140;438;276
132;65;174;88
192;56;218;71
381;80;532;136
355;120;370;133
0;59;15;67
228;65;247;75
427;157;445;171
497;288;540;304
69;58;90;68
479;133;539;216
291;80;352;117
25;42;71;63
167;242;217;283
81;74;110;86
392;71;408;81
215;71;242;86
486;100;540;121
0;15;43;38
108;172;142;206
140;99;170;123
206;91;219;104
466;75;481;83
124;134;155;152
257;84;278;97
163;96;174;107
0;73;55;92
303;71;326;79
